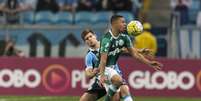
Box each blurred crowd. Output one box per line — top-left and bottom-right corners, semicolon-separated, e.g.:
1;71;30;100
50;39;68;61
0;0;149;24
0;0;134;12
171;0;201;27
0;0;200;27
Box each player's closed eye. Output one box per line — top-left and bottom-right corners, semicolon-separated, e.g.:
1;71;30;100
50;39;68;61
85;36;89;41
85;35;93;41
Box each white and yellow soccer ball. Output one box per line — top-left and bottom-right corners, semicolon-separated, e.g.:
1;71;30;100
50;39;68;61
127;20;143;36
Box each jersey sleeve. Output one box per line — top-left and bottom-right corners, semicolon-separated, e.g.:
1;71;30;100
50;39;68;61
125;35;133;48
100;37;111;53
85;53;93;69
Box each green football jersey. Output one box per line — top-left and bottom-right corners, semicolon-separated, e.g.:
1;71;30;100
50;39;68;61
99;30;133;67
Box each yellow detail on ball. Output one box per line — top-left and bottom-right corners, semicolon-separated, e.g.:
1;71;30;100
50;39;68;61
127;20;143;36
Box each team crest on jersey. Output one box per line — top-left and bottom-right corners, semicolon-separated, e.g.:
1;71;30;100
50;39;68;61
119;39;124;46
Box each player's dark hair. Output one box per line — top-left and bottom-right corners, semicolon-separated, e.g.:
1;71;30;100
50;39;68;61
81;29;95;41
110;15;123;24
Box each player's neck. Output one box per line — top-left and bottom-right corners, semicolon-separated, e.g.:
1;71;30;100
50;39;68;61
111;28;119;37
95;42;100;49
90;42;100;50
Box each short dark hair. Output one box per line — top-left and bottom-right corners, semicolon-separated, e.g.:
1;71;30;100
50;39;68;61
81;29;95;41
110;15;123;24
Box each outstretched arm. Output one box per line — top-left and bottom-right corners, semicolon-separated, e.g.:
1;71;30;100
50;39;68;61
123;47;153;55
127;47;162;71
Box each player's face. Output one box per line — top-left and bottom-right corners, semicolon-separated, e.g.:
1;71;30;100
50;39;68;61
117;17;126;33
84;32;97;47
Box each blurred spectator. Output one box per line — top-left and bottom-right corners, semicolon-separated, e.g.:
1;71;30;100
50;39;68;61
77;0;97;11
138;0;151;22
0;9;5;24
36;0;59;13
134;22;157;56
56;0;77;12
22;0;38;11
96;0;108;11
170;0;192;9
3;40;25;57
0;0;4;15
131;0;142;18
107;0;132;12
174;0;189;25
0;0;25;24
142;0;151;12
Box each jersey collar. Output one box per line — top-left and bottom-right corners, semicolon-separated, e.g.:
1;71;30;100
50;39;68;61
109;29;120;39
89;48;99;52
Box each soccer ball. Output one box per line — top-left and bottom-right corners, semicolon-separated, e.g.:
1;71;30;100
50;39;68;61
127;20;143;36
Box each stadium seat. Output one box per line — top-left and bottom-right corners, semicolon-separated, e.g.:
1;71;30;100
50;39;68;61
54;12;73;25
93;11;113;25
20;11;35;24
117;11;134;23
75;11;94;26
34;11;55;24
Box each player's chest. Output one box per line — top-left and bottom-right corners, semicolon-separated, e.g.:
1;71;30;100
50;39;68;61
110;39;125;50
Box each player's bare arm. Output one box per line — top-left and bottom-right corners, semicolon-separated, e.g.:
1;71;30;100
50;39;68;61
122;47;154;59
138;48;155;59
98;53;108;82
127;47;163;71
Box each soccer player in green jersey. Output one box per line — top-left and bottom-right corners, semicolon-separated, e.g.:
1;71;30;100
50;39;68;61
79;29;154;101
98;15;163;101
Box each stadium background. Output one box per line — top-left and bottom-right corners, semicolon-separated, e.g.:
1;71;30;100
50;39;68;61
0;0;201;101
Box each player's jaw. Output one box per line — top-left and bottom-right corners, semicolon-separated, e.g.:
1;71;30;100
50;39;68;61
85;38;95;47
119;24;126;33
89;44;96;48
118;19;127;33
87;37;97;48
88;40;96;47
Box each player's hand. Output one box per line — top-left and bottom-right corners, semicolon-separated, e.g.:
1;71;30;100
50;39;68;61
149;61;163;71
99;74;107;85
92;68;99;74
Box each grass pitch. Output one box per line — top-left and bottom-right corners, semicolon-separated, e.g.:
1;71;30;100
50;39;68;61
0;96;200;101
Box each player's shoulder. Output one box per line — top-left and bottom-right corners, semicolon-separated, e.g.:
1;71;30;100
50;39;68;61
101;32;112;41
103;32;112;38
121;33;130;38
86;50;94;57
120;33;130;40
85;52;96;62
87;49;98;56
